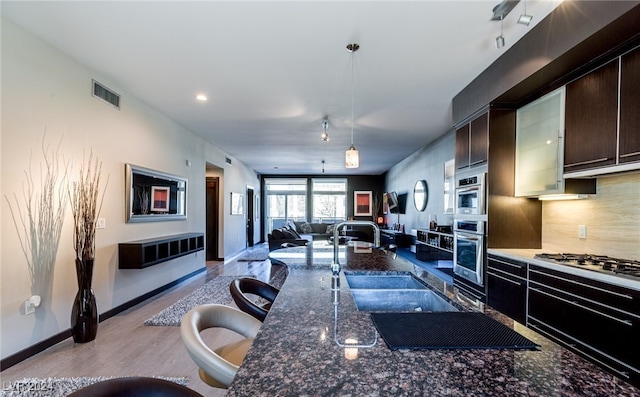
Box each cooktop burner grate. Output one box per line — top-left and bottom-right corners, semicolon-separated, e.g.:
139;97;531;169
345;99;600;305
535;253;640;279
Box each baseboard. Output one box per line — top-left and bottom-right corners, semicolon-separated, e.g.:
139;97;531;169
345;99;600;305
0;267;206;371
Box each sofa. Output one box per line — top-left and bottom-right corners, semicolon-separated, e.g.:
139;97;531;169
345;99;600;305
267;221;336;251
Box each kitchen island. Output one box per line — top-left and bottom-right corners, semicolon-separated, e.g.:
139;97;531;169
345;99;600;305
226;243;639;396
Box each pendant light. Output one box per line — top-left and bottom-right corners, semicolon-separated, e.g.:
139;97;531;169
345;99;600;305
321;118;329;141
345;43;360;169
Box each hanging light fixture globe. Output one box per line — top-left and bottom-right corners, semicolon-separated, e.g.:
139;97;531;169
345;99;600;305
345;43;360;169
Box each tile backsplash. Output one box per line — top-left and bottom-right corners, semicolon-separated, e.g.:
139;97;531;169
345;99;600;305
542;172;640;260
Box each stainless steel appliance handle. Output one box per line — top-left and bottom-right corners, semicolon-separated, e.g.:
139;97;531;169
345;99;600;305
454;233;480;241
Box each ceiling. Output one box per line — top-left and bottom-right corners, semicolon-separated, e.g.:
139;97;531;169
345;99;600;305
1;1;561;175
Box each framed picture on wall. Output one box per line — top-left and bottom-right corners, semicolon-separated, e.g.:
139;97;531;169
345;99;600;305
150;186;170;212
231;192;243;215
354;191;373;216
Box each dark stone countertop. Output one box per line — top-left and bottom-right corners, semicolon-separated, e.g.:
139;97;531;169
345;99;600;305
226;243;640;396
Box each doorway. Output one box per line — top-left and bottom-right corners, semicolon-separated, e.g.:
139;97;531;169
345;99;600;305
206;177;220;260
246;186;254;247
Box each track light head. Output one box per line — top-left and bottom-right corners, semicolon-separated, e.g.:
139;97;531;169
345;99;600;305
518;13;533;25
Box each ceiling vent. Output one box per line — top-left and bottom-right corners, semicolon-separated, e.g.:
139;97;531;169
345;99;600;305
225;157;232;165
92;79;120;110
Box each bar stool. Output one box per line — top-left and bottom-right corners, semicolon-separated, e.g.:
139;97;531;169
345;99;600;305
180;304;262;388
229;277;280;322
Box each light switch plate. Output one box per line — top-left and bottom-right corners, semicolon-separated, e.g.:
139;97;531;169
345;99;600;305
578;225;587;239
96;218;106;229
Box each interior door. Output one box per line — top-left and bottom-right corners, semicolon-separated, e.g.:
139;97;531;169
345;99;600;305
206;177;220;260
246;186;254;247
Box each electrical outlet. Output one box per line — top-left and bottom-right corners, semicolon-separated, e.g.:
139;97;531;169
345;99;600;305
24;300;35;315
96;218;106;229
578;225;587;239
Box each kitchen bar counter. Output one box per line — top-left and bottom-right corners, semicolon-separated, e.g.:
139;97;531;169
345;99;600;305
226;243;639;396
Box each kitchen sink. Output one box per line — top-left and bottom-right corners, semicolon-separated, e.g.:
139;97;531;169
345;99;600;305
344;272;458;313
345;273;428;290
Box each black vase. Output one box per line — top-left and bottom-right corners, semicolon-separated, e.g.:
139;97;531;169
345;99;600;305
71;258;98;343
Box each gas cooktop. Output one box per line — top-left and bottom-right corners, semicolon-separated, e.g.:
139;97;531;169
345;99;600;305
534;253;640;279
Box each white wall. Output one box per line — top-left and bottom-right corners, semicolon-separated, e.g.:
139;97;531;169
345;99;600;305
1;18;258;359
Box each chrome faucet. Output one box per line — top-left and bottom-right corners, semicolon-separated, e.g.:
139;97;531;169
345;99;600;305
332;220;380;274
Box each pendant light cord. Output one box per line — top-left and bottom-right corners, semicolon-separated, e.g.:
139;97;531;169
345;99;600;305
350;49;355;146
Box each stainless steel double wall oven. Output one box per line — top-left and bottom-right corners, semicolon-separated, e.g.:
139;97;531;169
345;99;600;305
453;167;488;301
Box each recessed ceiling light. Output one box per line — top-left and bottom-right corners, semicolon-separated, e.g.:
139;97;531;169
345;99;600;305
196;94;208;101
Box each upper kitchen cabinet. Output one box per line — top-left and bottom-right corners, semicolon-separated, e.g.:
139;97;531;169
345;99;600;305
564;59;619;173
620;45;640;164
564;45;640;177
515;88;566;197
515;87;596;197
455;112;488;170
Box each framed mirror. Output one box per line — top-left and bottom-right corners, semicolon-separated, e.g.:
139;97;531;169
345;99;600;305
125;163;187;223
413;180;428;212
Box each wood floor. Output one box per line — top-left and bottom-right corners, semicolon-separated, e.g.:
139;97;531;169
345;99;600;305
0;246;274;396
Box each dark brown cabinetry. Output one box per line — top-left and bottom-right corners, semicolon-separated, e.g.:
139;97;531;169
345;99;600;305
455;112;488;170
119;233;204;269
487;255;527;324
527;265;640;386
564;59;619;173
620;46;640;164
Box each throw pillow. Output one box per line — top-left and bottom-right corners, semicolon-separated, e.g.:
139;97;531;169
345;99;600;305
286;220;298;232
289;227;302;238
281;228;297;240
298;222;313;234
326;224;336;234
271;229;285;240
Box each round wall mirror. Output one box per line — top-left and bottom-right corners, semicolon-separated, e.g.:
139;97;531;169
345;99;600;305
413;180;428;212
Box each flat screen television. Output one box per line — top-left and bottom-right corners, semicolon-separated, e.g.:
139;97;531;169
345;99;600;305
385;191;399;213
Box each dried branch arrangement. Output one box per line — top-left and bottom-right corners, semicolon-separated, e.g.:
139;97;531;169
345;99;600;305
69;151;108;262
4;135;69;293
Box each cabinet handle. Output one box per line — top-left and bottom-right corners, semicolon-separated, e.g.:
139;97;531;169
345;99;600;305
564;157;610;167
620;151;640;158
529;287;634;326
527;317;637;379
528;269;634;300
489;257;525;270
488;271;522;286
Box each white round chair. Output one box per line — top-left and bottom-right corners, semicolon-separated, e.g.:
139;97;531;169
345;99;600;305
180;304;262;388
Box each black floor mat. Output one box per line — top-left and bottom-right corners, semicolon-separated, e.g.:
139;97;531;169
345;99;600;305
371;312;539;351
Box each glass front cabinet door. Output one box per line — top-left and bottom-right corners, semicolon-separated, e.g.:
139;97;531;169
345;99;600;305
515;87;565;197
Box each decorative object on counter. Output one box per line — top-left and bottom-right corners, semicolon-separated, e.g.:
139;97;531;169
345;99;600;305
413;180;428;211
429;214;437;230
4;133;69;314
69;151;108;343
